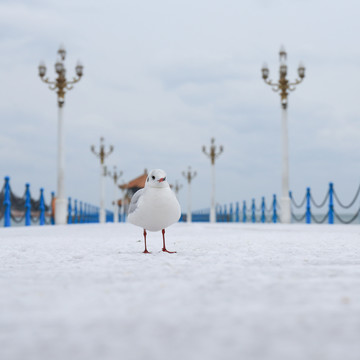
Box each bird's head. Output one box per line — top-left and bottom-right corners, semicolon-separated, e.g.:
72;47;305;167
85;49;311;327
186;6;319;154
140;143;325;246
145;169;169;189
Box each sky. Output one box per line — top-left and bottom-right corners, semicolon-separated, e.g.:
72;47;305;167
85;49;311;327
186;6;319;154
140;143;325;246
0;0;359;212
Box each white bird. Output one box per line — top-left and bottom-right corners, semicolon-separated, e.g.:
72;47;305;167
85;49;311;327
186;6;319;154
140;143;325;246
128;169;181;253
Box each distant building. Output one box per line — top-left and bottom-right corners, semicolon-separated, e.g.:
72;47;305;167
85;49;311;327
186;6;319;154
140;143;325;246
118;169;148;211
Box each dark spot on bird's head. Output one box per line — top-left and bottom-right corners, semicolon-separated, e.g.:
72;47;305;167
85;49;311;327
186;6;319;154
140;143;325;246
152;176;155;180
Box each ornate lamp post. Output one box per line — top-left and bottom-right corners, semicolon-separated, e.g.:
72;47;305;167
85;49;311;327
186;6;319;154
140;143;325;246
91;137;114;223
261;46;305;223
202;138;223;223
38;45;83;225
173;180;183;198
108;166;123;223
182;167;196;223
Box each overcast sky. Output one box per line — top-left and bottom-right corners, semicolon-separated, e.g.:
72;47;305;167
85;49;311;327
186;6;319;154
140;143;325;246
0;0;359;213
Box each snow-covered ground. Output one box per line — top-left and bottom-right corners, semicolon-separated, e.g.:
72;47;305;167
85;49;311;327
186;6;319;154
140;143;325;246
1;223;360;360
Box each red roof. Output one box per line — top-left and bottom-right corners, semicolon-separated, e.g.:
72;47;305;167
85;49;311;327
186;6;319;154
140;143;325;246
120;169;148;190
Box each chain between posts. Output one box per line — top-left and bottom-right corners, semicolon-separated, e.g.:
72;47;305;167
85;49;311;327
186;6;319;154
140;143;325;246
310;191;329;208
333;184;360;209
290;193;307;208
334;208;360;224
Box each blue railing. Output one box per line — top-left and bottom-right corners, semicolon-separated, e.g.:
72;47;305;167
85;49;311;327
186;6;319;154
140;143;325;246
0;176;52;227
4;176;358;226
183;182;360;224
0;176;115;227
290;182;360;224
67;197;101;224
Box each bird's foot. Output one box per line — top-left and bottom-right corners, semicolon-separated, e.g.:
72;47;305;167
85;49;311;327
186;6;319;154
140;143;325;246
143;250;151;254
162;248;176;254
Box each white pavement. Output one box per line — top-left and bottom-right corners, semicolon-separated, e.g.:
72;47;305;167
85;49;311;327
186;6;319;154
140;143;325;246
1;223;360;360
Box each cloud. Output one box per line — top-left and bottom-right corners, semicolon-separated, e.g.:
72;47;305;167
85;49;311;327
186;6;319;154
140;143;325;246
1;0;360;213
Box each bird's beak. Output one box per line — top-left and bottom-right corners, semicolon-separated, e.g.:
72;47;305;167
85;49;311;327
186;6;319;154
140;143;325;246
158;178;165;183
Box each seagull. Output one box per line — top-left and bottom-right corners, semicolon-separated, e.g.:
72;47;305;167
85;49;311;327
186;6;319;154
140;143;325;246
128;169;181;253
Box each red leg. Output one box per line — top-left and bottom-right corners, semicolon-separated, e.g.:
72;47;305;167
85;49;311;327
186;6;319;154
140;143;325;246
143;229;151;254
162;229;176;253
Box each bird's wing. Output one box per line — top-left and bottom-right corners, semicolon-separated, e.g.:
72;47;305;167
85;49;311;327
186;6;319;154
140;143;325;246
128;188;144;215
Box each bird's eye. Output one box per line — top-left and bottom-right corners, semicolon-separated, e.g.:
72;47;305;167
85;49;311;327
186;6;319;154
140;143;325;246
152;176;155;180
164;177;166;181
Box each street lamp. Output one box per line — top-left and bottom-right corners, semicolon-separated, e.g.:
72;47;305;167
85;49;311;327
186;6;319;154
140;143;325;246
182;167;196;223
261;46;305;223
38;45;84;225
202;138;223;223
173;180;183;198
108;166;123;223
91;137;114;223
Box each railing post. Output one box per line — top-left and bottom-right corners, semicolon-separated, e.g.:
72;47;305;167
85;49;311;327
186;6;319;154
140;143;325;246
235;202;239;222
74;200;78;224
68;197;72;224
242;201;247;223
218;205;222;222
25;183;31;226
4;176;11;227
51;192;55;225
306;187;311;224
79;201;83;224
261;196;265;223
39;188;45;225
85;203;89;223
328;183;334;224
272;194;277;223
251;199;256;223
83;203;86;223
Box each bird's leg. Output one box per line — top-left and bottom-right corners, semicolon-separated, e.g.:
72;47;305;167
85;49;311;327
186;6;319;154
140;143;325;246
162;229;176;253
143;229;151;254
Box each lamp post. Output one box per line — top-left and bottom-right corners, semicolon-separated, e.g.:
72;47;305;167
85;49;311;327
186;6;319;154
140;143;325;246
119;181;128;222
261;46;305;223
91;137;114;223
38;45;83;225
182;167;196;223
108;166;123;223
173;180;183;198
202;138;223;223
